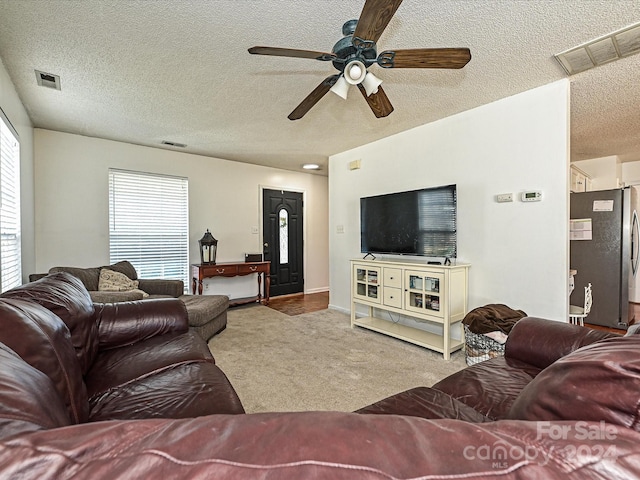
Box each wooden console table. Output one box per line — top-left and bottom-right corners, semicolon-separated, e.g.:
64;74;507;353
191;261;270;306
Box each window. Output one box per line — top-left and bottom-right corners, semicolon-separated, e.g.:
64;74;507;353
109;169;188;290
279;208;288;264
0;108;21;292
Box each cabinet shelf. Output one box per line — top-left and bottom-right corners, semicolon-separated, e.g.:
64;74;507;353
351;259;469;360
353;316;464;355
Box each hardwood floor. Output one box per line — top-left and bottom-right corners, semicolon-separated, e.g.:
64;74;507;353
266;291;329;316
585;323;626;334
584;302;639;334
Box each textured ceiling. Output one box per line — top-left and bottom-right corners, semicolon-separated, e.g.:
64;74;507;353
0;0;639;176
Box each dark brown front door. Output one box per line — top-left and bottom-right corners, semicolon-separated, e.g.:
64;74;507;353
262;189;304;297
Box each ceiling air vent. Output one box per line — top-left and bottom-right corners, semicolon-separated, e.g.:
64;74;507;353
35;70;61;90
161;140;187;148
555;21;640;75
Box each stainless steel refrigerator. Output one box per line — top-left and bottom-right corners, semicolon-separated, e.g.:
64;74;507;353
569;186;640;330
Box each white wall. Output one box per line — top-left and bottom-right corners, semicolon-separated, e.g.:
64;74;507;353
0;57;35;283
622;161;640;186
34;130;328;298
573;155;620;190
329;81;570;321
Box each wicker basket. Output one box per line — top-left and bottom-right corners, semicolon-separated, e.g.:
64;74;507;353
464;324;506;366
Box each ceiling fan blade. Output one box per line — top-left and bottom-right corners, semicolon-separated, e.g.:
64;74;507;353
377;48;471;69
357;84;394;118
248;46;336;62
288;75;340;121
353;0;403;44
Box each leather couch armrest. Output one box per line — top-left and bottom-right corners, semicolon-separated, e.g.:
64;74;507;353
137;278;184;298
3;413;639;479
95;298;189;350
505;316;619;369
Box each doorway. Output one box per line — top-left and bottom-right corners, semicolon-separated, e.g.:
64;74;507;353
262;188;304;297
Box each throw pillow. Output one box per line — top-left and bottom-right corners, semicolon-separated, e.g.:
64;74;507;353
98;269;148;298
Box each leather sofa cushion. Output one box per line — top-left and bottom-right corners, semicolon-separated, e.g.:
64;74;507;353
432;355;542;420
508;335;640;430
2;272;98;374
89;361;245;421
0;298;89;423
355;386;491;422
85;330;214;399
0;343;71;440
84;328;245;421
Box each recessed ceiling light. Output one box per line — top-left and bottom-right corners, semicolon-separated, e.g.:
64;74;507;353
555;21;640;75
302;163;320;170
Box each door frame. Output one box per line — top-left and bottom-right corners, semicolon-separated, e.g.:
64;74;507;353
259;184;307;295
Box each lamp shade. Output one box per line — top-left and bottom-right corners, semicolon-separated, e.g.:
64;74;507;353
362;71;383;96
330;75;350;99
344;60;367;85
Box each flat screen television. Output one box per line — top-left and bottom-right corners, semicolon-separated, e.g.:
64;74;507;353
360;184;457;258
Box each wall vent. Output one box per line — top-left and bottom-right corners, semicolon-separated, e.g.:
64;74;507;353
161;140;187;148
555;21;640;75
35;70;61;90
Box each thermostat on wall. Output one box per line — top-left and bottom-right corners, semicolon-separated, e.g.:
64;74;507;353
521;191;542;202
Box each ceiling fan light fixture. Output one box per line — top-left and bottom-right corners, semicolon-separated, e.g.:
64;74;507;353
344;60;367;85
362;71;383;96
330;75;350;99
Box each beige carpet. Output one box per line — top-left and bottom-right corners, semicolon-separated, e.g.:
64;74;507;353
208;305;467;414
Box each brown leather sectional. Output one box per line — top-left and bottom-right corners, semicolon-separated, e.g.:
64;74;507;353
0;272;244;427
1;272;639;478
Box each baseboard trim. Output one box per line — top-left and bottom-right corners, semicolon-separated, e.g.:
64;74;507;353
304;287;329;295
328;304;350;315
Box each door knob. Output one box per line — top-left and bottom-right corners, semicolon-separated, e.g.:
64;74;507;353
264;242;269;248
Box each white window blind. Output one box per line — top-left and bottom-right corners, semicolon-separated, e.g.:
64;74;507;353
0;109;21;292
109;169;188;290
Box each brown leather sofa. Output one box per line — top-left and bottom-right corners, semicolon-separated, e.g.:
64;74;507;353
0;272;243;425
30;261;229;341
1;273;640;478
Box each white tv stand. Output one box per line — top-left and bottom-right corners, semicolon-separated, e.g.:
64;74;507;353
350;258;469;360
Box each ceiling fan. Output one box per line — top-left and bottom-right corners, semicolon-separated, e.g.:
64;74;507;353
248;0;471;121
